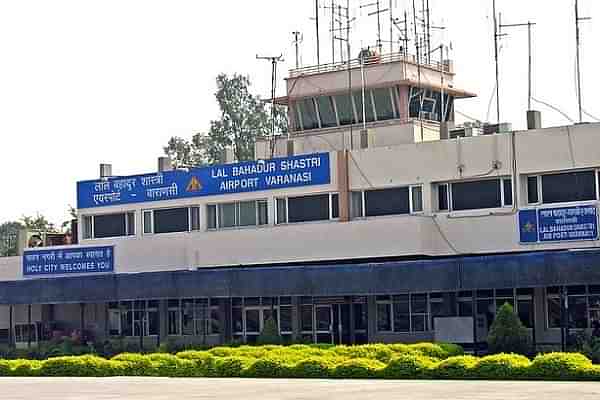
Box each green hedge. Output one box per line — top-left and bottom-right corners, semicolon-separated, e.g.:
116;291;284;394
1;344;599;380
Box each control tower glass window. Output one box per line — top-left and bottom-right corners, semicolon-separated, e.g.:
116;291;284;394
316;96;337;128
333;94;356;125
372;88;396;121
298;98;319;130
353;91;375;123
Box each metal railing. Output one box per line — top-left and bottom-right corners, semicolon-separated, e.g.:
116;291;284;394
289;51;449;78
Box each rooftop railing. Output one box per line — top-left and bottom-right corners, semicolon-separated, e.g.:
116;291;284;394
289;51;450;78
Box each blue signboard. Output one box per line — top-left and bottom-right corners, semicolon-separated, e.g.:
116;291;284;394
23;246;114;277
77;153;331;209
519;205;598;244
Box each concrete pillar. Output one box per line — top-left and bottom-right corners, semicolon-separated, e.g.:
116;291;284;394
533;287;546;348
397;86;410;121
8;305;14;349
348;297;356;345
367;296;377;343
337;150;350;222
79;303;85;332
159;300;169;344
291;296;300;342
222;298;232;344
27;305;32;349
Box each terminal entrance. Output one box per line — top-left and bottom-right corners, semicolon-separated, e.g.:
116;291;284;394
311;297;368;345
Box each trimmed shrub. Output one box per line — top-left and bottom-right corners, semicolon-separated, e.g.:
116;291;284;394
0;360;9;376
382;354;437;379
111;353;154;376
145;353;197;377
529;353;592;380
437;343;465;358
487;303;530;355
332;358;385;379
176;351;216;376
332;345;394;363
472;353;531;380
214;356;253;377
434;355;478;379
8;359;43;377
39;355;120;377
208;347;239;358
292;357;336;378
244;357;292;378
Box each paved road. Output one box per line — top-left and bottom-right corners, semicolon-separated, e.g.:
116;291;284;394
1;378;599;400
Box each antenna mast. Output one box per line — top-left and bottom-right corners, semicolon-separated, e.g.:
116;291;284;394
575;0;591;123
360;0;385;54
256;54;285;157
292;31;302;69
315;0;321;66
492;0;501;123
499;20;536;111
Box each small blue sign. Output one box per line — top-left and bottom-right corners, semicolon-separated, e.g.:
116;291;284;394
518;209;538;244
23;246;114;277
77;153;331;209
519;205;598;244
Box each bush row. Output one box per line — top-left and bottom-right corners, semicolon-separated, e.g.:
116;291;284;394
1;352;600;380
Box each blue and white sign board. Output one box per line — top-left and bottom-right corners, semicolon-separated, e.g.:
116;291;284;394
77;153;331;209
23;246;114;277
519;205;598;244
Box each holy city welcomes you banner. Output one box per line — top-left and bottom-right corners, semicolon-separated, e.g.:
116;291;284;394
77;153;331;209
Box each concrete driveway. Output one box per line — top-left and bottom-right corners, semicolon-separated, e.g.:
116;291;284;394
1;378;599;400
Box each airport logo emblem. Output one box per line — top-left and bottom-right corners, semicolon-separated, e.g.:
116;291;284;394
522;221;536;233
186;176;203;192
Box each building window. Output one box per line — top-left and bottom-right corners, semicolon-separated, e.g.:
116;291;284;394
527;176;540;204
438;178;512;212
376;294;430;333
528;170;597;205
230;297;291;342
276;194;338;224
207;200;268;230
83;212;135;239
108;300;159;337
142;207;200;235
357;186;423;218
167;298;220;336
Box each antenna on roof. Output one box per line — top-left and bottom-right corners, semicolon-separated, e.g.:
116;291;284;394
492;0;506;124
256;54;285;158
360;0;386;54
315;0;321;66
575;0;591;123
292;31;303;69
392;11;410;57
499;19;536;112
323;0;339;63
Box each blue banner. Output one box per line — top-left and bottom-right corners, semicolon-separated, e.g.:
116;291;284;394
23;246;114;277
77;153;331;209
519;205;598;244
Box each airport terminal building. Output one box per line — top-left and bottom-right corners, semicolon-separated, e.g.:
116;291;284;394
2;52;600;350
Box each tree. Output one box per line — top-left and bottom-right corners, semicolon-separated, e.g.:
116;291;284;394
20;213;56;233
0;221;24;257
164;73;288;167
487;303;531;355
257;317;282;345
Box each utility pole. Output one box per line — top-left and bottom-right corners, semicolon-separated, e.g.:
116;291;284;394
292;31;302;69
575;0;591;123
499;20;536;111
256;54;285;157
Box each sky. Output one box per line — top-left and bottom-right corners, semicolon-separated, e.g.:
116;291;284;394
0;0;598;226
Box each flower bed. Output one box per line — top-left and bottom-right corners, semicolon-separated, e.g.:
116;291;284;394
0;343;599;380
